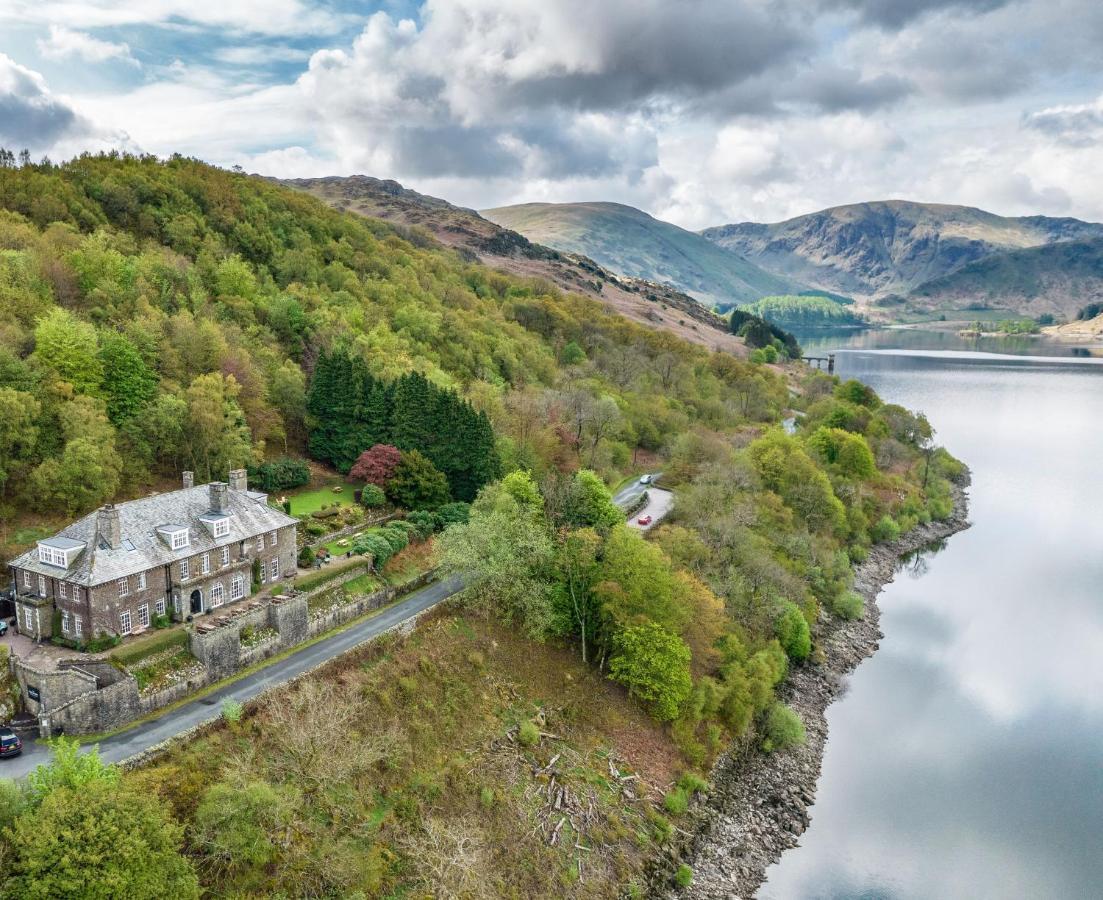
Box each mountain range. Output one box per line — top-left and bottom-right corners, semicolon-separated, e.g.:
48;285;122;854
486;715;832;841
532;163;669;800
287;177;1103;324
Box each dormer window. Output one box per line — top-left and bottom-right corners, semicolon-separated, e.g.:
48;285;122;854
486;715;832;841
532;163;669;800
200;512;232;539
157;525;190;550
214;519;229;538
36;538;85;569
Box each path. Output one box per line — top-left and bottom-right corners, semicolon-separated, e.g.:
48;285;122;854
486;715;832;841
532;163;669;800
627;488;674;531
1;576;461;780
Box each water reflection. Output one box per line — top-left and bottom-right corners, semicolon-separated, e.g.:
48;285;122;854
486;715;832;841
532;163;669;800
897;538;948;579
759;342;1103;900
793;327;1103;360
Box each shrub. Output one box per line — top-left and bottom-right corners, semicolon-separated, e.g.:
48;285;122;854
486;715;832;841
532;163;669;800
85;632;120;654
110;629;188;668
386;449;450;510
349;443;402;486
675;864;693;888
609;622;693;722
775;602;811;662
663;788;689;815
380;526;410;554
311;506;340;519
848;544;868;564
297;546;315;567
677;773;708;795
406;509;439;539
359;483;386;508
517;720;540;747
831;590;865;620
247;458;310;492
762;703;805;753
220;699;244;724
436;502;471;527
871;515;901;543
304;521;327;536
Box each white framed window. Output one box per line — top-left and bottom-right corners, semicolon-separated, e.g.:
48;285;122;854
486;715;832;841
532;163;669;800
23;570;31;588
269;531;277;547
38;575;46;597
23;607;34;632
220;546;230;566
59;581;67;599
213;519;229;538
117;577;129;598
138;604;149;628
38;545;67;567
61;611;70;634
230;574;245;601
210;582;224;607
119;610;132;635
173;593;180;614
271;557;279;580
155;597;166;617
138;571;147;590
180;558;189;579
256;536;264;553
259;561;266;582
74;615;82;638
201;553;210;574
171;530;189;549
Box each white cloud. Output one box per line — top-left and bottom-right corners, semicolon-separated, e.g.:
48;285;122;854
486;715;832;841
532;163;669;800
37;26;139;67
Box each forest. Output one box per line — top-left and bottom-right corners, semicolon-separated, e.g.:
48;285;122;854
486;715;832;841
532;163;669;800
0;152;964;897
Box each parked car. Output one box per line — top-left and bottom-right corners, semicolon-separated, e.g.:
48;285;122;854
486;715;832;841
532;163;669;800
0;729;22;759
637;515;652;526
0;619;7;637
638;474;652;485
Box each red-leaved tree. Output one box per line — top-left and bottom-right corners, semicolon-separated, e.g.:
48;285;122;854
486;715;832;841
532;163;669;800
349;443;402;486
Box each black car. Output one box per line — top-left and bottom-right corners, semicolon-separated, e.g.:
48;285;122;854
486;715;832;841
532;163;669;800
0;729;22;758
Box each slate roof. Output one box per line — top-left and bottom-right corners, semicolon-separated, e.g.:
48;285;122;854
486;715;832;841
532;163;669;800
9;484;298;587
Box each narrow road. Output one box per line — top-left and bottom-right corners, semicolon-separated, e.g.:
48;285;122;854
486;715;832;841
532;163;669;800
613;474;660;511
1;576;461;780
627;488;674;531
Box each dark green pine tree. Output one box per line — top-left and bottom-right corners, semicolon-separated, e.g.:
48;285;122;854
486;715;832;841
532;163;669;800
306;351;342;466
363;378;394;446
390;372;435;452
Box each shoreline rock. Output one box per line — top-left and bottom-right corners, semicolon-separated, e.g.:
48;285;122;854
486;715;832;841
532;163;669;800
662;479;971;899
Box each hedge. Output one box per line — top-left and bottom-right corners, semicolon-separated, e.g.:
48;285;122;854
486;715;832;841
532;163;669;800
109;628;190;668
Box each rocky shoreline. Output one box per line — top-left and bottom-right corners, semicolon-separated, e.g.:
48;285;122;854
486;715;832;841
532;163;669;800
665;479;971;899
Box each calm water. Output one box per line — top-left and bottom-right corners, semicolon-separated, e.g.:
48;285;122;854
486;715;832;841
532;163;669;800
759;331;1103;900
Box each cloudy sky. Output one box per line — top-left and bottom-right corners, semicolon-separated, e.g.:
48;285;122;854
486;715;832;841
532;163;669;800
1;0;1102;228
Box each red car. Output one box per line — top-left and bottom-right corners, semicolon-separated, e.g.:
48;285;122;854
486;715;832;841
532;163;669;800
637;515;652;526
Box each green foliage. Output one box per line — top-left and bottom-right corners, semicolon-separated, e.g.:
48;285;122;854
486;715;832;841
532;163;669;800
675;864;694;888
31;307;103;395
436;502;471;527
806;427;876;480
109;628;188;668
748;431;846;534
663;788;689;815
221;699;244;724
517;720;540;747
248;457;310;492
835;378;880;408
98;331;157;425
0;778;27;833
762;703;806;753
739;294;865;328
387;449;451;510
360;483;386;507
831;590;865;620
775;602;812;662
2;778;199;899
562;468;622;531
609;622;693;722
193;778;298;873
298;545;316;567
728;308;801;357
871;515;902;543
26;737;119;806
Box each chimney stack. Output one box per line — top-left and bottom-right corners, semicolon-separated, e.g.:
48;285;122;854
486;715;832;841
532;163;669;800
209;482;228;514
228;469;248;492
96;505;122;550
182;471;194;489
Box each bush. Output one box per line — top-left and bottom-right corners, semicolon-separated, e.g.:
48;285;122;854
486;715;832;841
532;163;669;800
311;506;340;519
247;458;310;492
517;720;540;747
677;773;708;795
775;602;811;662
85;632;121;654
359;483;386;508
436;502;471;527
380;526;410;554
675;864;693;888
831;590;865;620
220;699;244;724
762;703;805;753
663;788;689;815
406;509;439;539
298;546;316;567
871;515;901;543
304;521;327;536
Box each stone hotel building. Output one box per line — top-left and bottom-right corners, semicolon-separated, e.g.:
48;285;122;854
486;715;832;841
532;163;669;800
8;470;298;643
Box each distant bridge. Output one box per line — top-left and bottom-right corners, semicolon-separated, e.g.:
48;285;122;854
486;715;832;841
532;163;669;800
801;353;835;374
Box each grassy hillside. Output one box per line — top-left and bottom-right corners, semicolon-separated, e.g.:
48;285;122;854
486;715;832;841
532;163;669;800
902;237;1103;320
739;295;867;328
284;176;746;355
702;200;1103;306
481;201;801;309
0;154;965;898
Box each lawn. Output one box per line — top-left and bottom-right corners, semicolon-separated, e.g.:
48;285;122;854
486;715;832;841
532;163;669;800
279;481;359;517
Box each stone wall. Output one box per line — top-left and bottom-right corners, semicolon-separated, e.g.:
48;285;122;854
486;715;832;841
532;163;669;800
305;512;398;550
11;657;97;716
47;677;141;736
306;569;437;638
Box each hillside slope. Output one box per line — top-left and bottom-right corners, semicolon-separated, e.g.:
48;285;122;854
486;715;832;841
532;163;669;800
904;237;1103;319
283;176;744;353
481;201;801;310
701;200;1103;307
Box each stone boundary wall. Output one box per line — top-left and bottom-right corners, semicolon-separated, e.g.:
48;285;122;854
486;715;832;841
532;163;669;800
305;512;398;551
20;570;438;736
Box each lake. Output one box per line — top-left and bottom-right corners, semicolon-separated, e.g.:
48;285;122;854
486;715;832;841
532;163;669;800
758;330;1103;899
